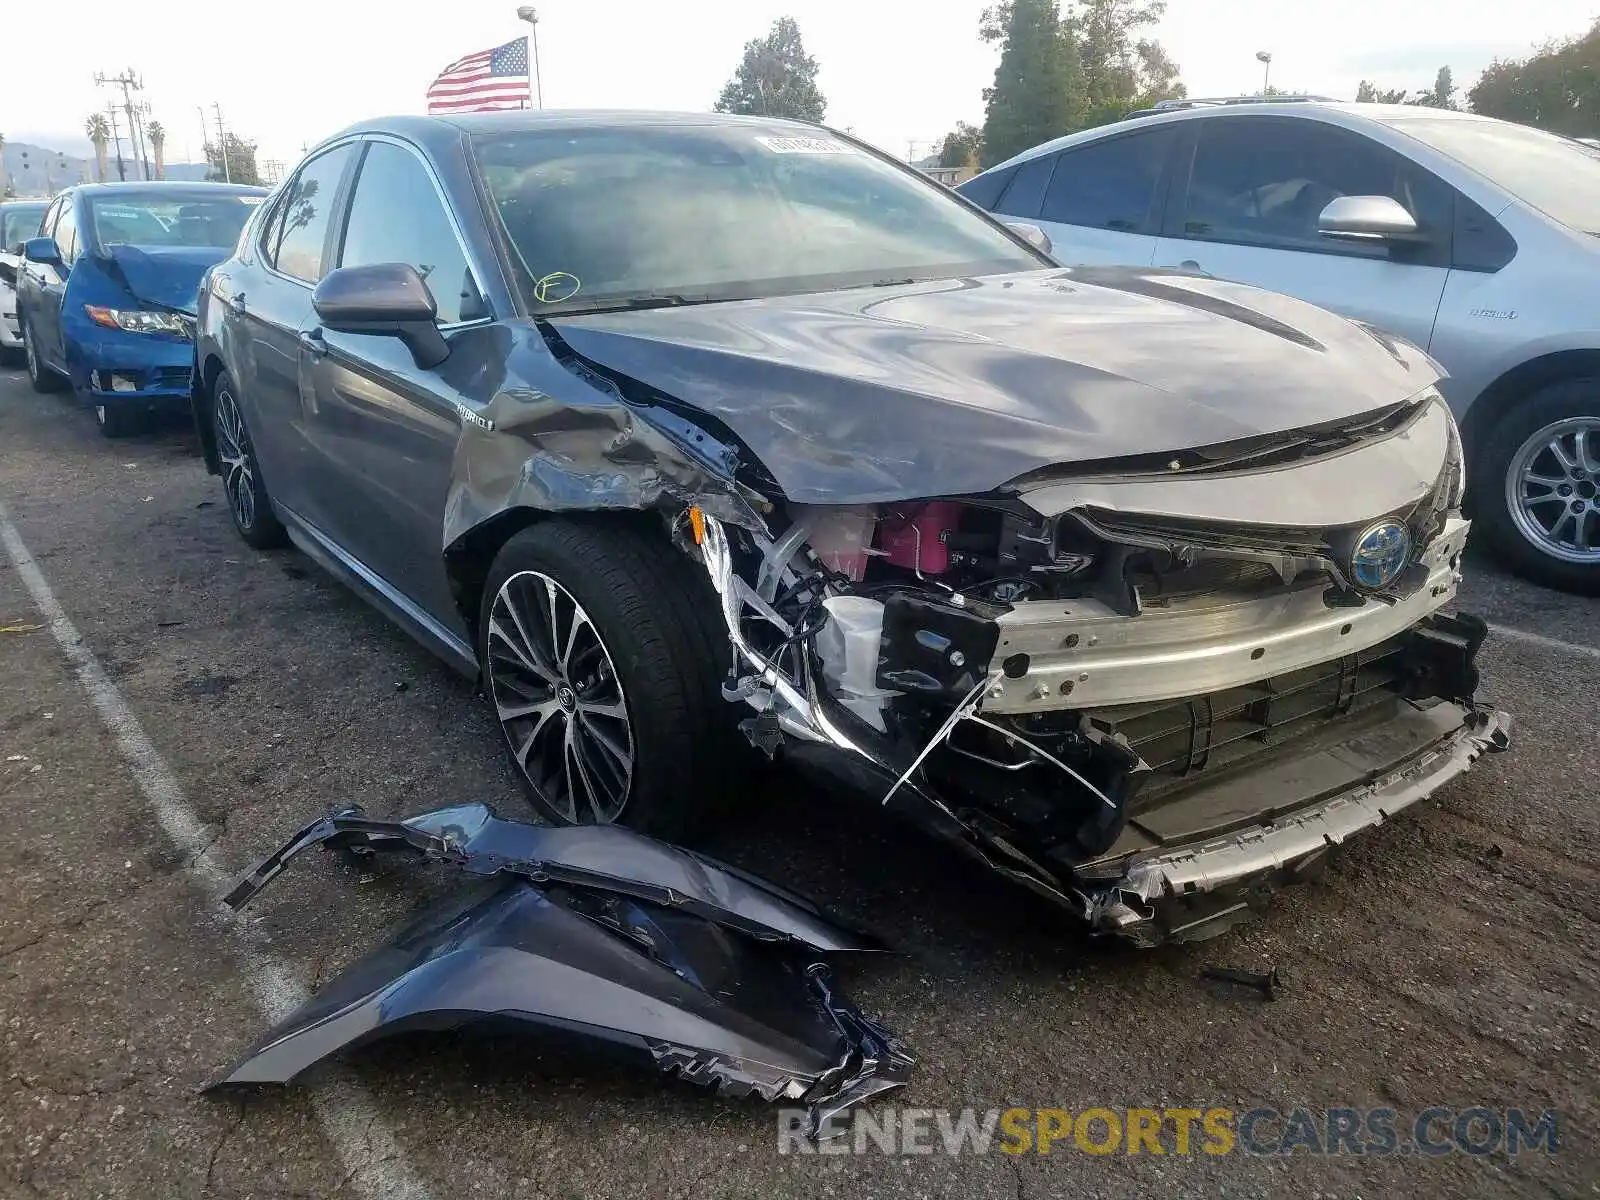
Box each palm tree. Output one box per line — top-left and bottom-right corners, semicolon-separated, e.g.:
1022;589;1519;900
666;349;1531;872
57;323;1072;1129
147;120;166;180
85;115;112;182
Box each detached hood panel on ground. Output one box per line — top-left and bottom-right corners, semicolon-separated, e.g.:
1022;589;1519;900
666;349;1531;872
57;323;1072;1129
549;268;1441;505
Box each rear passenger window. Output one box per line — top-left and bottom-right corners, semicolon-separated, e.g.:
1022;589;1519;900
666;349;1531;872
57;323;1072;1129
263;144;356;284
993;155;1056;219
1040;127;1176;233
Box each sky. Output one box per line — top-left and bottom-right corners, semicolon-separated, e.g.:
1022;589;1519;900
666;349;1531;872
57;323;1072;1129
2;0;1595;170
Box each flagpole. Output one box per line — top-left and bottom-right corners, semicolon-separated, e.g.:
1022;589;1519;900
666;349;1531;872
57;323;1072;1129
516;7;544;109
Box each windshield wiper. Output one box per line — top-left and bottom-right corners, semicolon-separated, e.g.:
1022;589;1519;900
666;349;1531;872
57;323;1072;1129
544;293;727;317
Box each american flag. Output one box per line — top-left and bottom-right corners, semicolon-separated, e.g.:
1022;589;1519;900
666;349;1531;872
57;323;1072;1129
426;38;531;114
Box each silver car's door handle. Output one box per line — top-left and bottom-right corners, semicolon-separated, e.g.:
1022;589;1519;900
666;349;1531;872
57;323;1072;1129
298;329;328;359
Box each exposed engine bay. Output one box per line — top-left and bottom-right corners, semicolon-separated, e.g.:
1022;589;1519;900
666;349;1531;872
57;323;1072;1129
683;393;1511;944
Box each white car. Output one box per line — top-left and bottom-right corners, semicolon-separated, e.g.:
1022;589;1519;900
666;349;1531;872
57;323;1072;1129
0;200;49;364
960;100;1600;592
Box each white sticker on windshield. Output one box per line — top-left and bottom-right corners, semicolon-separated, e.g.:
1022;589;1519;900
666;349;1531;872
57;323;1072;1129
754;135;854;155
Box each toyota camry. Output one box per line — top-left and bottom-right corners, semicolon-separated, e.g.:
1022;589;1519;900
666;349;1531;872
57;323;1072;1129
190;111;1510;944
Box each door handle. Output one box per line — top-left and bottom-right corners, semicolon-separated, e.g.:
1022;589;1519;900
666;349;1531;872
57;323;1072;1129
298;329;328;358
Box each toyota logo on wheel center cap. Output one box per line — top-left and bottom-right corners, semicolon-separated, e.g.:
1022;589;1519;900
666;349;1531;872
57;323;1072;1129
556;684;577;711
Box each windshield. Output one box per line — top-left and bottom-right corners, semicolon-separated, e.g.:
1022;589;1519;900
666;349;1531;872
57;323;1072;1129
472;125;1043;313
1384;116;1600;234
87;194;263;251
0;204;47;251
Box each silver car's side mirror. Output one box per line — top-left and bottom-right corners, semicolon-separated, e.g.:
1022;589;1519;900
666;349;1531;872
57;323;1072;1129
1317;195;1422;243
1004;220;1053;257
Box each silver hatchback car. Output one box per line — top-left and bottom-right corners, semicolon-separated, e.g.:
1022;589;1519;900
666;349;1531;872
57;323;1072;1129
960;101;1600;591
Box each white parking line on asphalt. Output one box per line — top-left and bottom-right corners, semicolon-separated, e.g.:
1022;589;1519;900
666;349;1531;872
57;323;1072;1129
1487;622;1600;662
0;501;434;1200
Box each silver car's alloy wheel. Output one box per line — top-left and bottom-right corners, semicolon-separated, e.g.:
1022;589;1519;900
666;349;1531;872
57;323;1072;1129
213;383;257;531
1506;416;1600;564
486;570;635;823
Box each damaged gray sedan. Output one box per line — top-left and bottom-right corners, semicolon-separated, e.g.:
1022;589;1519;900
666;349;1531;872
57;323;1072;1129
192;110;1510;946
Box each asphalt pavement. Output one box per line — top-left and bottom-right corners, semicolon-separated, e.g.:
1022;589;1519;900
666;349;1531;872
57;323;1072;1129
0;368;1595;1199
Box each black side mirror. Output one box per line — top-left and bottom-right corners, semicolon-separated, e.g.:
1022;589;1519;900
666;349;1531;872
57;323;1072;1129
22;236;63;266
311;262;450;369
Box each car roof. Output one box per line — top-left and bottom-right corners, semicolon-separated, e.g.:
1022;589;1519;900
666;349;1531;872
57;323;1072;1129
319;109;838;154
63;181;270;199
979;100;1501;175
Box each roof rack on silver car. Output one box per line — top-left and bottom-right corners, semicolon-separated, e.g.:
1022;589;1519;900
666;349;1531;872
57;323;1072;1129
1126;94;1340;118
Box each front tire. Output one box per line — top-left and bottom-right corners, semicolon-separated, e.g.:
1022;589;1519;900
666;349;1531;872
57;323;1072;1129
479;518;734;839
22;317;64;394
1476;379;1600;594
212;371;287;549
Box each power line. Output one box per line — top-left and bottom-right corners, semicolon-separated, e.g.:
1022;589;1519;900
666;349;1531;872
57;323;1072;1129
94;69;151;181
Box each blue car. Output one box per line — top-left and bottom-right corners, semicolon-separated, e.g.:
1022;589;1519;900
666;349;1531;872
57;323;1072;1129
15;182;268;436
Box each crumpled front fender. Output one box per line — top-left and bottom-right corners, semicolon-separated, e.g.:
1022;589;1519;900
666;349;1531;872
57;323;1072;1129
209;804;911;1133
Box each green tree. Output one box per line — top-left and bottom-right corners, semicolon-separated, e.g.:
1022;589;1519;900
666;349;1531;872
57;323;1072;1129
1072;0;1183;127
205;131;264;186
939;121;984;168
1413;65;1457;109
713;16;826;122
1468;20;1599;136
1355;80;1411;103
978;0;1085;166
85;114;111;183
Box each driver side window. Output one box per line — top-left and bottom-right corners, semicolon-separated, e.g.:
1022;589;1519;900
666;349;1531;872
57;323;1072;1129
337;141;488;325
1175;117;1450;261
53;203;80;266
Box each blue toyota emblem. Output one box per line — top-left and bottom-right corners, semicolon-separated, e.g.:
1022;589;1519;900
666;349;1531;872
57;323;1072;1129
1350;520;1413;589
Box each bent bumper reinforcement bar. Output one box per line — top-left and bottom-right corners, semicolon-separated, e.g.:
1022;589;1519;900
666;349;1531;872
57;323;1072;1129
1077;704;1512;943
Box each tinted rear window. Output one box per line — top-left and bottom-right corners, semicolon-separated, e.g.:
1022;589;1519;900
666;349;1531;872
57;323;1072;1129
1386;117;1600;234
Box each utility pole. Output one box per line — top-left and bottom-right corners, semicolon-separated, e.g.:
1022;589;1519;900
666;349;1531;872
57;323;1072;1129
211;103;231;182
95;69;149;180
105;103;128;181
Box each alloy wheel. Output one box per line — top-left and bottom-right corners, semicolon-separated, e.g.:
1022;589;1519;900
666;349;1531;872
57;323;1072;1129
486;570;635;823
1505;416;1600;564
213;383;257;532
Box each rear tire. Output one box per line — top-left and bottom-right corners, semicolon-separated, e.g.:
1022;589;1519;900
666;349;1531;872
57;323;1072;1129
1475;379;1600;594
479;518;736;839
212;371;287;549
22;316;64;394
